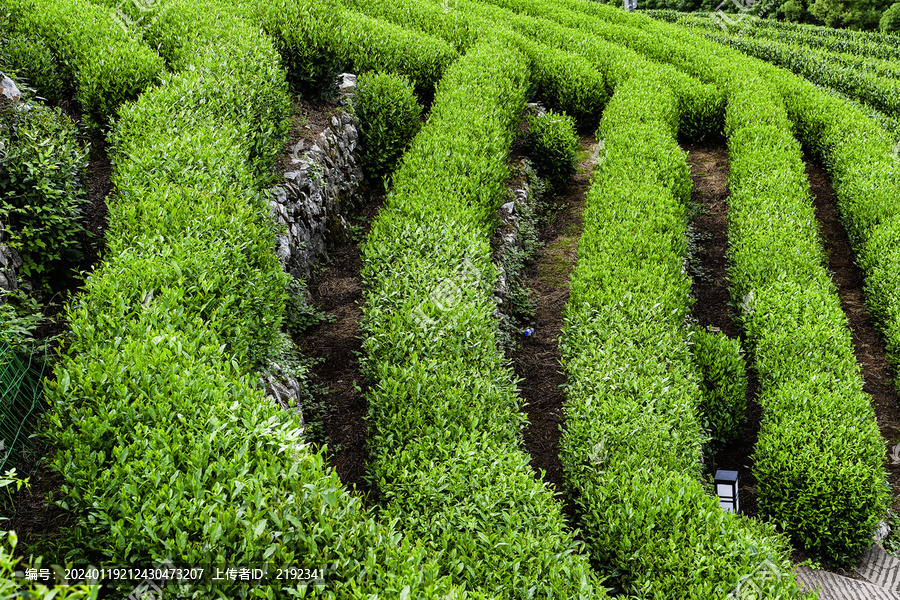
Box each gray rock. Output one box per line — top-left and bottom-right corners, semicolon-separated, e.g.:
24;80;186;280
874;519;891;542
338;73;357;90
0;74;21;103
267;82;363;280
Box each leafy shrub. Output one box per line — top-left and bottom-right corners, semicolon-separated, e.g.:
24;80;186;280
243;0;457;101
525;109;578;190
725;81;888;565
240;0;344;98
353;71;422;182
43;0;464;596
690;327;747;444
559;67;808;598
340;0;609;128
0;102;89;283
0;33;68;104
3;0;164;126
882;2;900;33
336;10;457;101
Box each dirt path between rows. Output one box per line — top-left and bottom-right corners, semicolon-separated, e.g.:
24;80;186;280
516;135;597;507
293;198;381;500
682;140;764;519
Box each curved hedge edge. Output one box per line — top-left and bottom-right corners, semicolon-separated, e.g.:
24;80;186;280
3;0;164;125
236;0;457;102
41;0;466;596
558;69;811;598
338;0;610;129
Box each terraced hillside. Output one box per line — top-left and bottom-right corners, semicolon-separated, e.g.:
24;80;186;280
1;0;899;597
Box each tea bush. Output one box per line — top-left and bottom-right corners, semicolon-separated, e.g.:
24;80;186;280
360;40;608;599
0;101;89;282
0;33;68;103
690;327;747;445
725;80;887;565
559;66;809;598
353;71;422;181
44;0;466;596
664;11;900;61
341;0;610;128
525;109;578;190
2;0;164;125
882;3;900;33
537;3;892;563
241;0;457;101
337;10;457;100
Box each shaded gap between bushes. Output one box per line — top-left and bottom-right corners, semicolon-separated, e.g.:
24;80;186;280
7;116;113;561
284;94;378;500
804;155;900;514
293;196;381;501
516;133;597;520
681;140;763;520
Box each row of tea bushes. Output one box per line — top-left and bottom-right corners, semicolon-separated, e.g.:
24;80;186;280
339;0;609;128
557;66;810;598
1;0;163;125
529;0;892;561
690;29;900;119
771;70;900;420
42;0;464;596
649;11;900;62
235;0;456;100
614;2;900;409
449;0;723;137
359;39;608;599
724;78;888;564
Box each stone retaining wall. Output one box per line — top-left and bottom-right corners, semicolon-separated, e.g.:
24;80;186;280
269;75;362;280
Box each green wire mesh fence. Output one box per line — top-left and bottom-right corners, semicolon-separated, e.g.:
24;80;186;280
0;341;43;475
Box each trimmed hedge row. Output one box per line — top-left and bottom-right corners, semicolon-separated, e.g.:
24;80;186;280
340;0;610;128
724;79;888;564
689;28;900;119
238;0;457;100
557;68;810;598
450;0;722;137
1;0;163;125
521;0;892;561
650;11;900;62
43;0;463;596
772;66;900;411
631;6;900;421
359;39;608;599
353;72;423;181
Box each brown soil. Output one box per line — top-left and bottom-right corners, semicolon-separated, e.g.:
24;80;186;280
79;134;113;271
682;141;763;520
4;441;72;562
516;134;597;501
804;155;900;513
281;92;380;498
293;197;381;499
